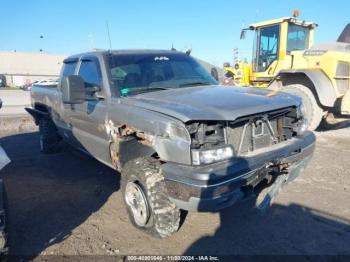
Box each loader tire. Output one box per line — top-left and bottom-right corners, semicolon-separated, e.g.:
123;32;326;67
39;117;60;154
122;157;180;238
281;84;324;131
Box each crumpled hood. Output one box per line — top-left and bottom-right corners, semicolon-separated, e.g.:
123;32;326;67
122;85;300;122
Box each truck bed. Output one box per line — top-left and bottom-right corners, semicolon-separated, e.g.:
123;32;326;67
30;84;59;111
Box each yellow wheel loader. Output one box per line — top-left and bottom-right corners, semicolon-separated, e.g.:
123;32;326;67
224;11;350;130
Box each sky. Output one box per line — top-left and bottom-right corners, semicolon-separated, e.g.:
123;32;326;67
2;0;350;66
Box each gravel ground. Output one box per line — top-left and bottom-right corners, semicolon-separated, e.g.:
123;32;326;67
0;90;31;116
0;118;349;259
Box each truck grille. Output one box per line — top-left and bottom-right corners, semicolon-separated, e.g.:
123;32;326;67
226;108;297;155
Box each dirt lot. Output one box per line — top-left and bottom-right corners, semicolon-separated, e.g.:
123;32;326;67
0;118;349;258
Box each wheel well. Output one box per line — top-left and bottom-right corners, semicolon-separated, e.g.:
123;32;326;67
275;73;324;109
110;136;157;171
26;103;50;125
34;103;49;113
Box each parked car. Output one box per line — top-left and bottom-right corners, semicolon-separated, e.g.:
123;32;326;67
0;75;6;88
26;50;315;238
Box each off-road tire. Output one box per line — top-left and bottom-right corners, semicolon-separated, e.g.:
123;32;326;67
281;84;324;131
122;157;180;238
38;117;60;154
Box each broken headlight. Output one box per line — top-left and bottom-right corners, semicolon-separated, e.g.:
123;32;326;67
167;123;191;142
187;122;233;165
192;146;234;165
296;104;308;134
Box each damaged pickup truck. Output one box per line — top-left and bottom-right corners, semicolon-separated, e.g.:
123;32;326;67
27;50;315;238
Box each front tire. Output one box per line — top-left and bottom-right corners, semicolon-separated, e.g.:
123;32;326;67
281;84;324;131
122;157;180;238
38;117;60;154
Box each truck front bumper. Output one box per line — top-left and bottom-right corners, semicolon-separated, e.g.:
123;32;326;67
161;131;315;212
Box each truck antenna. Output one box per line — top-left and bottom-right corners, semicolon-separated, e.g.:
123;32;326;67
106;20;113;50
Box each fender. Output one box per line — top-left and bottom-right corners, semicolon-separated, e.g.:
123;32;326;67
25;107;49;125
109;135;156;171
273;69;337;107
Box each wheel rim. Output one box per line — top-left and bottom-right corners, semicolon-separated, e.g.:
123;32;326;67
125;181;150;226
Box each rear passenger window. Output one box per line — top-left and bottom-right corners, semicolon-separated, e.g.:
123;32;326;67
62;62;77;76
79;60;101;87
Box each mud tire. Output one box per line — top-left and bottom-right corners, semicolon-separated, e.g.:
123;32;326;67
122;157;180;238
38;117;60;154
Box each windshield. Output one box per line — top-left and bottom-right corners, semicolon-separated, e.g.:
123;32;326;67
108;53;217;96
287;24;310;53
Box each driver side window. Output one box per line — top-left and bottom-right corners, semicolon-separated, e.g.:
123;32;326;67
78;60;101;87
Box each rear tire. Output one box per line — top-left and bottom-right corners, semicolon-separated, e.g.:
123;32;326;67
38;117;60;154
122;157;180;238
281;84;324;131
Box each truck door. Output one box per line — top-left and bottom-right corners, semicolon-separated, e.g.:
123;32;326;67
68;56;111;164
55;58;79;137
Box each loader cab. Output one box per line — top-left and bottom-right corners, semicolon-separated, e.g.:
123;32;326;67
252;24;280;73
242;16;316;85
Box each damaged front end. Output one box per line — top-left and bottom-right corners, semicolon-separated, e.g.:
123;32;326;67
161;106;315;211
106;118;193;171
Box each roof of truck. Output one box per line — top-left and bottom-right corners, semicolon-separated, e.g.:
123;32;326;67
66;49;182;58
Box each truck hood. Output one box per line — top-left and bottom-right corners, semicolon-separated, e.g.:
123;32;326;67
122;85;300;122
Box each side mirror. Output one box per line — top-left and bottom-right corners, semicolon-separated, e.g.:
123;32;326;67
211;67;219;82
240;29;246;39
61;75;86;104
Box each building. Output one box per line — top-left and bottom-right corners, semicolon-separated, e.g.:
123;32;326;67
0;51;66;87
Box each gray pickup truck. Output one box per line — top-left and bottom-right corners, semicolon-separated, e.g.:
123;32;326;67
27;50;315;238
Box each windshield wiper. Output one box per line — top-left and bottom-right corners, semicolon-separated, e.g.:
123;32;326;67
179;81;211;87
122;86;172;95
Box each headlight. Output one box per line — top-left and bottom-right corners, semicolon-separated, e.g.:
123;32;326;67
296;105;308;134
303;50;327;56
192;146;234;165
167;123;190;142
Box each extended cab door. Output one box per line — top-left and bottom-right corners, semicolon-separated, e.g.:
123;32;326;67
66;56;111;164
